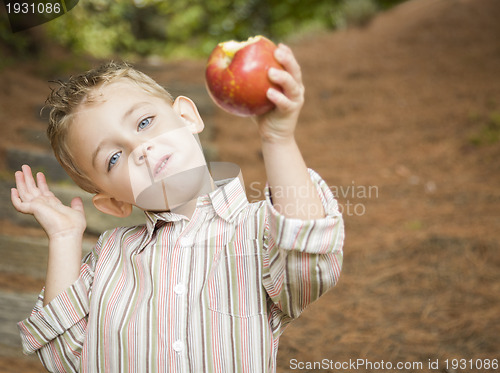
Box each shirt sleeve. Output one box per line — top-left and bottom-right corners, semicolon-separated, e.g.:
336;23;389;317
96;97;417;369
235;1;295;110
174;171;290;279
17;243;98;372
262;168;344;323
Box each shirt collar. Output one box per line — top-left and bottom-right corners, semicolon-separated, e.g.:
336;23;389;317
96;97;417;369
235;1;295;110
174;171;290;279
143;174;248;235
207;176;249;222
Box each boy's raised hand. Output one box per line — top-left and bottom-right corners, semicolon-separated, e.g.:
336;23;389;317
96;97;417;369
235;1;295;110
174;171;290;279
11;165;87;240
254;43;305;142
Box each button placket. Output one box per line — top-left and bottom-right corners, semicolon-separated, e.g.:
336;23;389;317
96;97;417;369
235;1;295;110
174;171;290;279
179;236;191;247
171;236;192;362
172;340;184;353
173;283;186;295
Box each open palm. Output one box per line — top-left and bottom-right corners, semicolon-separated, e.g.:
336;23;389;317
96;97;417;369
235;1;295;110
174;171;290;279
11;165;87;240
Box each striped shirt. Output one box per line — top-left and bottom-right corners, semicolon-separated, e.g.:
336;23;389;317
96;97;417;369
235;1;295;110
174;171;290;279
18;169;344;372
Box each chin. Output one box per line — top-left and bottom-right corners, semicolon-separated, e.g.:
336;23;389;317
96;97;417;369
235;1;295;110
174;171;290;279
134;166;212;212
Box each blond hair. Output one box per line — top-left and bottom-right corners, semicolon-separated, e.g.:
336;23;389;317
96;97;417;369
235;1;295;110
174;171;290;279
45;61;173;193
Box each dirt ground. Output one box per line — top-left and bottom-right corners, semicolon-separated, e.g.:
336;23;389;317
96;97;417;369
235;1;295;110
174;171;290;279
1;0;499;371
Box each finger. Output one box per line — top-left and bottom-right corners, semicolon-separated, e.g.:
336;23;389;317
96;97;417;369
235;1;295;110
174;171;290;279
14;170;29;198
21;165;38;192
11;188;30;214
274;44;303;85
70;197;85;214
267;87;295;113
36;172;52;195
10;188;21;208
268;67;304;102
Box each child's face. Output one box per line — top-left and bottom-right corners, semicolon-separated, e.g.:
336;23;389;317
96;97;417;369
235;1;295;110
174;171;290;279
68;78;208;213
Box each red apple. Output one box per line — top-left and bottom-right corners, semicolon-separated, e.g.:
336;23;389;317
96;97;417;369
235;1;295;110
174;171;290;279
205;35;284;117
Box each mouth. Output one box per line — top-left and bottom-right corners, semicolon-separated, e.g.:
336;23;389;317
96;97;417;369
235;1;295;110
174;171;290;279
153;154;172;179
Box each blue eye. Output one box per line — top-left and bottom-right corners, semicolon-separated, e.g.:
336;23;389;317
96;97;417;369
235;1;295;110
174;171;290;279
108;152;121;171
138;117;152;130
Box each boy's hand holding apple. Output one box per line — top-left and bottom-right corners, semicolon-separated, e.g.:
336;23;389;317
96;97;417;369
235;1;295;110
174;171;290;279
255;42;304;143
205;36;304;143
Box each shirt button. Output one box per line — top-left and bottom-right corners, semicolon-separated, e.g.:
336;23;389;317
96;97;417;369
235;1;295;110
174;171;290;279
173;283;186;295
172;340;184;353
179;237;190;246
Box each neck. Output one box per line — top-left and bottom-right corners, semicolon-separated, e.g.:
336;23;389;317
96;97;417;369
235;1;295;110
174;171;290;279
169;168;216;220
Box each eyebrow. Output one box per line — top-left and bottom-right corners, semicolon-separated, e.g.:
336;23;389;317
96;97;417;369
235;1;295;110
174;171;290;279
122;101;150;124
91;101;150;169
91;143;104;170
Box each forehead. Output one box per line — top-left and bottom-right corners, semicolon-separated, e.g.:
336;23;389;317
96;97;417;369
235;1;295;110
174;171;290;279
84;78;150;104
74;78;172;122
69;80;151;140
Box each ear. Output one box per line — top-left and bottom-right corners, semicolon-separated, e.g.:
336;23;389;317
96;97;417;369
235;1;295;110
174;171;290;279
92;193;133;218
172;96;204;134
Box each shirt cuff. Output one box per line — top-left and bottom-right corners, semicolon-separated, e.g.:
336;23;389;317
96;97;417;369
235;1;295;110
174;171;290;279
265;168;344;254
17;264;92;354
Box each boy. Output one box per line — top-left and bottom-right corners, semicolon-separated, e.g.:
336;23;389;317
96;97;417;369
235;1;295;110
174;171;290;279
12;44;344;372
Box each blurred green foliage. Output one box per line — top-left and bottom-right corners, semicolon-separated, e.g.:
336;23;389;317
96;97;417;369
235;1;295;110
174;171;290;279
336;0;380;28
468;110;500;146
1;0;407;60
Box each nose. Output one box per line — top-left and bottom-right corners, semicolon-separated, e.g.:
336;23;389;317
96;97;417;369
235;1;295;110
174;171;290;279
133;142;153;165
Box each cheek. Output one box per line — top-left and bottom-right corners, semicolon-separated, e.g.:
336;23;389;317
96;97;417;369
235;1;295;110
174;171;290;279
99;165;135;203
177;132;205;161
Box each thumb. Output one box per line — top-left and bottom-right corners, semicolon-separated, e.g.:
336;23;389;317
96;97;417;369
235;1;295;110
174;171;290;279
70;197;85;213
